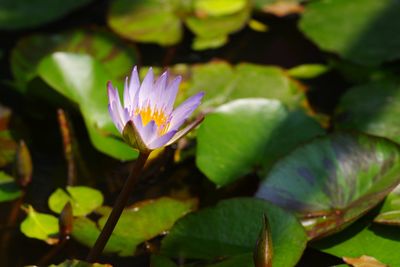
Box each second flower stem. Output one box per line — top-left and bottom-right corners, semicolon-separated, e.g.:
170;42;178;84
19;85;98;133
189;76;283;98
86;152;150;262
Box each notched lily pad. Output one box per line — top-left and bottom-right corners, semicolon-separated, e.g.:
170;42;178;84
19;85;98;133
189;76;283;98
160;198;307;267
72;197;196;256
256;132;400;239
20;205;59;244
48;186;104;217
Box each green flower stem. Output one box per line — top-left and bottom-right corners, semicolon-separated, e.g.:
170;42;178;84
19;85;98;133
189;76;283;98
86;152;150;262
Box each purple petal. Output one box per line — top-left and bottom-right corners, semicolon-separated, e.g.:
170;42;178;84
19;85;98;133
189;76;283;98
107;81;118;104
123;77;131;110
129;66;140;108
148;130;177;150
163;76;181;114
138;67;154;109
108;104;123;132
108;81;130;133
139;119;158;146
168;91;204;131
153;71;168;110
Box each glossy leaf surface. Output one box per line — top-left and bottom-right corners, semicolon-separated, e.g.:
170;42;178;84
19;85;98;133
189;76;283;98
314;221;400;266
48;186;103;217
196;98;324;186
256;133;400;238
20;206;59;244
335;80;400;143
37;52;137;160
160;198;307;267
299;0;400;65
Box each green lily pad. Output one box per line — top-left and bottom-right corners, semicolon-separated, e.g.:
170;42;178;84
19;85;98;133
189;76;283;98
185;62;306;111
0;171;21;202
107;0;183;46
256;133;400;239
185;1;250;50
196;98;324;186
374;184;400;225
48;186;103;217
11;29;138;92
160;198;307;267
299;0;400;66
335;80;400;143
228;63;304;108
20;205;59;244
37;52;137;160
0;0;92;30
0;105;17;168
313;220;400;266
194;0;247;17
72;197;196;256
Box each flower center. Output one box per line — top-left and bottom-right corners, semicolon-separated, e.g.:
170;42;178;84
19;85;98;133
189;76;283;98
135;105;170;135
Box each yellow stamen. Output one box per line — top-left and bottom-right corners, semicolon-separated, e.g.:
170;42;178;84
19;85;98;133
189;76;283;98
135;105;170;135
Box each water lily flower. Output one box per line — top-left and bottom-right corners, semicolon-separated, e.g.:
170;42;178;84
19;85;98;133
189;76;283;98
107;66;204;153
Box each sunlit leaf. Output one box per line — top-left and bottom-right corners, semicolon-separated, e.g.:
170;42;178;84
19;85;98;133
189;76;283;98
194;0;247;16
254;0;303;17
314;221;400;266
48;186;103;217
256;133;400;239
196;98;324;186
184;62;306;112
20;206;59;244
185;2;250;50
107;0;183;46
0;0;93;30
0;171;21;202
11;28;138;92
299;0;400;65
160;198;307;267
374;184;400;226
37;52;137;160
72;197;196;256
